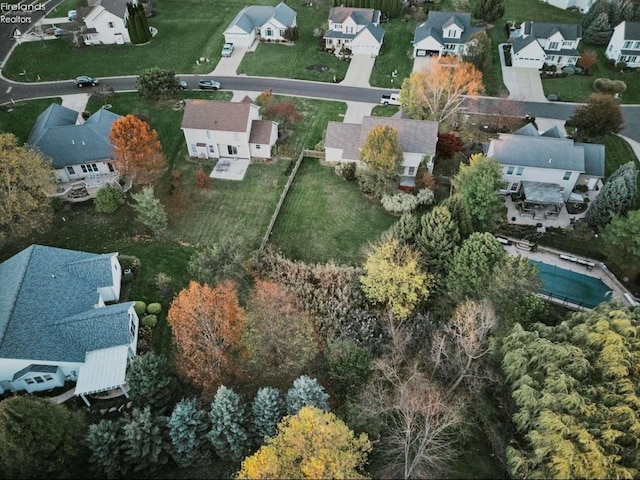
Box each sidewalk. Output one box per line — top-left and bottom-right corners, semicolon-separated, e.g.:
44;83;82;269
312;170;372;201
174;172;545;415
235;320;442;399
619;134;640;160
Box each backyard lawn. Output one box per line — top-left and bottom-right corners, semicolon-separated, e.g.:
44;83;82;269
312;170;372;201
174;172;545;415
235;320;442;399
602;134;640;178
3;0;278;81
542;46;640;103
270;158;396;264
369;18;415;88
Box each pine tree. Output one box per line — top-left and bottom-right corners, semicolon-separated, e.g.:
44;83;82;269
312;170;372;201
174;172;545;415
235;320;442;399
286;375;330;415
390;213;420;245
586;161;638;228
473;0;505;22
127;352;180;414
131;187;168;233
583;12;613;45
442;193;473;240
122;407;170;473
208;386;249;461
582;0;609;30
125;3;140;44
137;3;152;42
251;387;285;444
168;399;212;468
86;419;128;479
416;205;460;277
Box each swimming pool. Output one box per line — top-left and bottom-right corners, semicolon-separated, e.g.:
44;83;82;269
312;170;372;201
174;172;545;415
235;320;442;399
531;260;612;309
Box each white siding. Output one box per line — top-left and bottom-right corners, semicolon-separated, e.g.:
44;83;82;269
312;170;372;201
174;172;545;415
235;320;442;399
413;36;444;57
224;29;256;48
84;7;130;45
502;164;581;200
0;358;82;394
55;160;113;184
325;147;344;163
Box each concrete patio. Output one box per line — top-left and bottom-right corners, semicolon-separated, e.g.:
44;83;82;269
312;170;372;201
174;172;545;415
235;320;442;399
210;158;250;181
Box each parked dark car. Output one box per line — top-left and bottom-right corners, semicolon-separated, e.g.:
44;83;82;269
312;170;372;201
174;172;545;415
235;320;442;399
198;79;221;90
54;28;71;38
75;76;99;87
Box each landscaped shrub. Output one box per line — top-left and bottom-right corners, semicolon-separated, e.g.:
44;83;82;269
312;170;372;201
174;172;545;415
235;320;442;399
141;315;158;328
562;65;576;75
134;301;147;317
195;169;211;189
94;185;125;213
616;61;627;71
147;303;162;315
593;77;626;95
381;188;434;214
156;273;173;296
341;162;357;181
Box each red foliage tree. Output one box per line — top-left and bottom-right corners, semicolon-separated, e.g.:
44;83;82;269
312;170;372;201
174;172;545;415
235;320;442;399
264;101;302;132
167;280;245;393
109;114;166;184
578;50;597;72
436;132;464;159
195;168;211;189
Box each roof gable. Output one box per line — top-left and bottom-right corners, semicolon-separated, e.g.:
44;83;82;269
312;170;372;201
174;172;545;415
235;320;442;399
181;100;254;133
526;21;582;40
414;11;484;45
329;6;376;24
226;2;296;34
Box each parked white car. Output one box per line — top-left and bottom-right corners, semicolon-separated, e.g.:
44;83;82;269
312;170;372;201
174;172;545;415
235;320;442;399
380;93;401;106
221;43;234;57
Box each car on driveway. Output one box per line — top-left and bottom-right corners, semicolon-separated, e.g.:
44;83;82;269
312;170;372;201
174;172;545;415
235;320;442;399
221;43;234;57
75;76;99;87
198;79;221;90
54;28;71;38
179;80;188;90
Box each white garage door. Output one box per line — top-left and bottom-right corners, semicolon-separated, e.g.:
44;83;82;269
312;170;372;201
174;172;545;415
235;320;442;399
224;32;254;48
512;56;543;68
415;49;427;57
351;43;379;56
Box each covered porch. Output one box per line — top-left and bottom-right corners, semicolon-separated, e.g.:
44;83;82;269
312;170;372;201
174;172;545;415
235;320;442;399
75;345;131;407
513;181;565;220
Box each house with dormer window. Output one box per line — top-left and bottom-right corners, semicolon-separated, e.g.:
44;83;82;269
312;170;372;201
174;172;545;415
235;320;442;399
511;22;582;68
323;7;385;57
0;245;139;406
412;11;485;58
606;21;640;67
224;2;297;47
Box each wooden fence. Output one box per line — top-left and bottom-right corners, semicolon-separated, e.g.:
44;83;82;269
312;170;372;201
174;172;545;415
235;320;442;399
302;149;325;159
259;149;306;253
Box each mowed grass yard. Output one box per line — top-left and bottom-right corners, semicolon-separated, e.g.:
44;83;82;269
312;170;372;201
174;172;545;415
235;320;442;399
542;46;640;103
369;18;415;88
270;159;396;264
3;0;278;81
0;98;62;143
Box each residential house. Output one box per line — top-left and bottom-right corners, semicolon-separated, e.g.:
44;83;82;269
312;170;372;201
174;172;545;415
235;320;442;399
181;99;278;160
0;245;139;406
511;22;582;68
606;21;640;67
485;123;604;205
323;7;385;57
324;116;438;188
542;0;595;13
224;2;297;47
412;12;485;58
27;103;123;202
81;0;131;45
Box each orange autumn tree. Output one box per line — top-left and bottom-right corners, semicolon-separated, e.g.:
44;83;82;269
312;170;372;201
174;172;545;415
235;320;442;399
109;114;166;185
167;280;245;393
399;57;484;123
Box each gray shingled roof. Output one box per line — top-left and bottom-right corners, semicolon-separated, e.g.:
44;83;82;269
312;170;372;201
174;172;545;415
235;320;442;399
512;35;543;54
27;104;120;169
541;126;564;138
623;21;640;40
0;245;133;363
413;11;485;46
325;116;438;161
226;2;296;34
522;21;582;40
98;0;127;18
489;126;605;176
359;22;384;43
249;120;276;144
328;6;376;24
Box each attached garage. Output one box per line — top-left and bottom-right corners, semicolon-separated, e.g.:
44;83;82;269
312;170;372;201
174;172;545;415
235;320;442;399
415;49;439;57
224;29;255;48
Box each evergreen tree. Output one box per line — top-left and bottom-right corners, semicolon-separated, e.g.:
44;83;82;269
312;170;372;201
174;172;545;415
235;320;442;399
586;161;638;228
125;3;140;44
251;387;285;444
603;209;640;262
416;205;460;277
473;0;505;22
131;186;168;233
442;193;473;239
208;386;250;461
583;12;613;45
168;399;213;468
582;0;609;30
122;407;170;473
389;213;420;245
137;3;152;42
286;375;330;415
86;419;128;479
127;352;180;414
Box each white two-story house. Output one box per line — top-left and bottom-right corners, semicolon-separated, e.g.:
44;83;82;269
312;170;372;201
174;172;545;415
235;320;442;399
27;103;123;202
606;21;640;67
511;22;582;68
181;99;277;160
224;2;297;47
0;245;139;406
485;123;605;202
324;116;438;188
82;0;131;45
323;7;385;57
412;11;485;58
542;0;595;13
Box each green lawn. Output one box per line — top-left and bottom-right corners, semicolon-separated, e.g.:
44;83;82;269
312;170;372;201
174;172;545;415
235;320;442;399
369;19;415;88
371;105;399;117
0;98;62;143
3;0;278;81
542;46;640;103
238;3;349;82
270;158;396;264
45;0;86;18
602;134;640;178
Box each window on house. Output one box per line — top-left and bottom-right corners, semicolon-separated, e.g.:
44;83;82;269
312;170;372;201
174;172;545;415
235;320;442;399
506;166;515;175
228;145;238;155
266;28;273;37
408;167;416;175
548;41;559;50
44;375;54;381
206;131;211;139
516;167;524;176
562;41;572;47
624;41;633;48
24;378;35;385
130;317;136;342
563;171;572;180
191;144;196;153
208;145;215;153
67;166;75;175
108;21;114;28
509;182;519;192
108;162;115;172
608;44;613;51
255;144;261;149
34;376;45;384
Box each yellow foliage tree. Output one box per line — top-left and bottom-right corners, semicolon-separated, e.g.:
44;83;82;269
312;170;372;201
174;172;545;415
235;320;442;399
399;57;483;123
360;237;434;319
237;406;372;479
359;125;403;175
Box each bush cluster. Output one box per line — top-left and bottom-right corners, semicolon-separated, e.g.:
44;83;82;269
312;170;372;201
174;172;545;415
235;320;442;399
381;189;435;214
593;77;627;95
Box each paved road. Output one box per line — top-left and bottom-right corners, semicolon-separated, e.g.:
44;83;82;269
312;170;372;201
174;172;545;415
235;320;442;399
1;73;639;142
